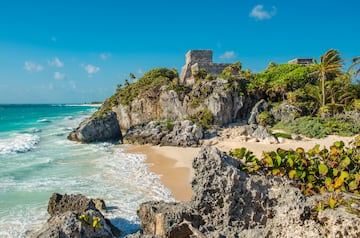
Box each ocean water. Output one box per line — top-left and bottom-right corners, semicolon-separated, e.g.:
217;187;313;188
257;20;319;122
0;104;173;237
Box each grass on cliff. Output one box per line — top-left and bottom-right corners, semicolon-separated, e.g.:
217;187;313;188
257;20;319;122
116;68;178;106
94;68;178;117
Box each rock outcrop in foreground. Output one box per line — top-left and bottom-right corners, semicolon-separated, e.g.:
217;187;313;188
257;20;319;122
128;146;360;238
31;193;121;238
68;111;122;143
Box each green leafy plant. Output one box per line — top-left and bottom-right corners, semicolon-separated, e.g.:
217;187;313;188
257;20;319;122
257;111;275;126
273;116;360;139
187;109;214;129
230;135;360;196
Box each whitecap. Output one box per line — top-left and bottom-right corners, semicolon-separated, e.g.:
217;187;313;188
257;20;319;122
0;134;40;155
37;119;51;123
26;128;42;134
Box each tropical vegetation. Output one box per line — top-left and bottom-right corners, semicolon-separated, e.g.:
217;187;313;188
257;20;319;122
97;49;360;136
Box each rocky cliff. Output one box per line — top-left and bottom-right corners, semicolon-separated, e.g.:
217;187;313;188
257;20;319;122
69;67;255;143
127;146;360;238
111;76;248;130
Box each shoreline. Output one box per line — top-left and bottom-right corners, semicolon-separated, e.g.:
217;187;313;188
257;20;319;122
123;134;356;202
125;145;200;201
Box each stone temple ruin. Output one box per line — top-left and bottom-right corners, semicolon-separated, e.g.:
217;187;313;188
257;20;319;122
288;58;313;65
180;50;230;85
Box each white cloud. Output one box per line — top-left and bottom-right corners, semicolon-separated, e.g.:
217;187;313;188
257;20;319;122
100;53;111;60
83;64;100;77
137;68;143;74
49;57;64;68
24;61;44;72
54;72;65;80
250;5;277;20
220;51;236;60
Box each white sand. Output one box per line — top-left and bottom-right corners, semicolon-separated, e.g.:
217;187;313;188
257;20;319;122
214;135;356;158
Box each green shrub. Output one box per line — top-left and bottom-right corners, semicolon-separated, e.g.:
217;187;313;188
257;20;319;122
230;135;360;196
188;109;214;129
162;119;174;131
274;132;292;139
189;98;203;108
257;111;275;126
274;116;360;138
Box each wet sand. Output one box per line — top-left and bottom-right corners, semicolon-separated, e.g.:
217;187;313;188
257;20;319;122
125;145;200;201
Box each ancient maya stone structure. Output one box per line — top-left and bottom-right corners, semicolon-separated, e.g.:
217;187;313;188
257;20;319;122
288;58;314;65
179;50;231;85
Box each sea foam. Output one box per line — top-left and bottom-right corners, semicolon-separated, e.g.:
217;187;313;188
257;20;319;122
0;134;40;155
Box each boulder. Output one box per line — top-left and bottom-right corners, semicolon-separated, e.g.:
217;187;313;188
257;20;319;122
68;111;122;143
31;193;121;238
252;125;279;144
128;146;360;238
47;193;106;216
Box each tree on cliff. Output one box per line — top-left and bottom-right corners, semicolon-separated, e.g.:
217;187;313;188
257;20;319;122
349;56;360;78
129;72;136;82
313;49;344;116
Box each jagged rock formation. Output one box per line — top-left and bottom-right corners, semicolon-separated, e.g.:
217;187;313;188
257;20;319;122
127;146;360;238
112;78;247;131
68;111;122;143
124;120;203;147
30;193;121;238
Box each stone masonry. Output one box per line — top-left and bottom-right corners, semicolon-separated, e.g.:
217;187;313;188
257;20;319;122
288;58;313;65
180;50;230;85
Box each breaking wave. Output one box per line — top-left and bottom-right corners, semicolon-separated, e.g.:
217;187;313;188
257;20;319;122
0;134;40;155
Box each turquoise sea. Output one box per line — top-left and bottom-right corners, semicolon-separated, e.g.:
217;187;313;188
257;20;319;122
0;104;173;237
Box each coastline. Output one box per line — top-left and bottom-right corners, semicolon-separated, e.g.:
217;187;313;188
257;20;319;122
125;145;200;201
123;134;356;202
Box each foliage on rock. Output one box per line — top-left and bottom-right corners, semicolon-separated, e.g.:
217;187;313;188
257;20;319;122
256;111;275;126
187;109;214;129
97;68;178;118
274;116;360;138
246;64;317;100
230;135;360;196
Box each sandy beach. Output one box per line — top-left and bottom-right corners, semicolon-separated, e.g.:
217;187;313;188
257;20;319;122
125;145;200;201
125;134;356;201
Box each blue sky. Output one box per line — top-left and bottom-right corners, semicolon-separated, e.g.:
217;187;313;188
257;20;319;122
0;0;358;103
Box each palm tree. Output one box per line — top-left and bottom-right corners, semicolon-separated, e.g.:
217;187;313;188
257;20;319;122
349;56;360;78
313;49;344;111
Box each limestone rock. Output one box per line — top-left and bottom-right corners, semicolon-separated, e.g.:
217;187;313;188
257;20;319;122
130;146;360;238
68;111;122;143
248;99;269;124
32;210;116;238
271;103;301;122
124;120;203;147
47;193;106;216
31;193;121;238
252;125;279;144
